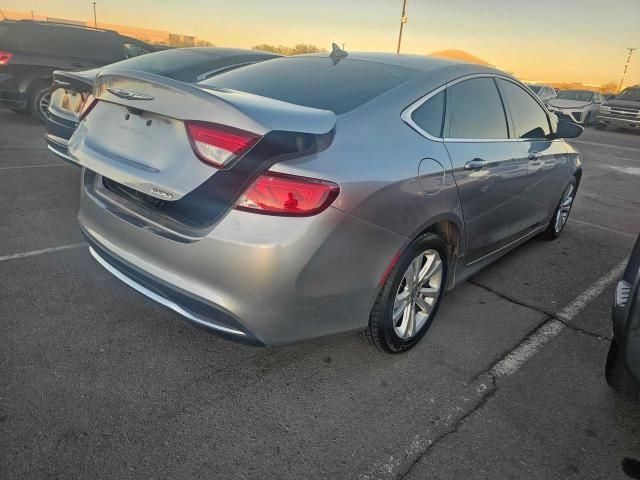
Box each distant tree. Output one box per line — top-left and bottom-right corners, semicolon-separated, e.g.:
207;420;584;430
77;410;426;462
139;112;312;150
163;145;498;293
600;82;619;94
195;39;215;47
252;43;326;55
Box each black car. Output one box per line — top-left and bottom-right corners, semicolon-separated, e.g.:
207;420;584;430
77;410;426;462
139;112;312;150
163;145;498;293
0;20;155;122
45;47;280;162
606;233;640;401
596;85;640;131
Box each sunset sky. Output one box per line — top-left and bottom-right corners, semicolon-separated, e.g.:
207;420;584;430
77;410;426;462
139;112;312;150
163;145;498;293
4;0;640;86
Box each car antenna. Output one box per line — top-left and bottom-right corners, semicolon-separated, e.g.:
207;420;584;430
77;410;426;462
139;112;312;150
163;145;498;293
329;42;347;65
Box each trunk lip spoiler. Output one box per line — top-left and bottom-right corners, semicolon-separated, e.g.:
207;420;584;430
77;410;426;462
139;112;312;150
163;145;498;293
93;68;337;135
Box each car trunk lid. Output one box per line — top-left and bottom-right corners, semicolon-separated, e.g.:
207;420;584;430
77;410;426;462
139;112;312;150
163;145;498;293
68;69;336;201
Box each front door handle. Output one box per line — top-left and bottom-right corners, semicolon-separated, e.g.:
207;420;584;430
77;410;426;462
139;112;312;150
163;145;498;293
464;158;487;170
528;152;543;160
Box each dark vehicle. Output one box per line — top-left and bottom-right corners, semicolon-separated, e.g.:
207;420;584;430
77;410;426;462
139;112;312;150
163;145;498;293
606;233;640;401
45;47;280;162
596;85;640;131
0;20;155;122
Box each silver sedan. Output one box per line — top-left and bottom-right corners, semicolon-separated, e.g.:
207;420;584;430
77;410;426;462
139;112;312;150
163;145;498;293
69;51;584;352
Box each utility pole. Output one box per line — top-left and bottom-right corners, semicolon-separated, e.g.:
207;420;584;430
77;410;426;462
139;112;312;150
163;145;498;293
30;10;34;20
92;2;98;29
618;47;637;93
396;0;408;54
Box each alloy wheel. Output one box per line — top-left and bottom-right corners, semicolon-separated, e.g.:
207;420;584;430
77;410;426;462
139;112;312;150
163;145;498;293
554;183;575;234
392;249;443;340
39;92;51;118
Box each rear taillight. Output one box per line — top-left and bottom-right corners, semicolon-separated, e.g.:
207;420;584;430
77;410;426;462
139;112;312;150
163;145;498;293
0;50;12;66
235;172;340;216
185;121;260;169
78;94;97;121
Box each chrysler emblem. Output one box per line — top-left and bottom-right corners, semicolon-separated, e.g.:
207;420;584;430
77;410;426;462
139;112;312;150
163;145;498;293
107;88;154;101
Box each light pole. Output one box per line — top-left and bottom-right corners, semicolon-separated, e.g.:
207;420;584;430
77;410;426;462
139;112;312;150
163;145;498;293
618;47;637;93
396;0;408;54
92;2;98;29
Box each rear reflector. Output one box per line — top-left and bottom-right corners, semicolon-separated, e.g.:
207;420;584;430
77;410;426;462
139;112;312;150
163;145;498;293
235;172;339;216
186;121;260;168
0;50;13;66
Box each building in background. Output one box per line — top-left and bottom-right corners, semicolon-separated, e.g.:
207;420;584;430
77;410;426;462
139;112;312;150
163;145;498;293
1;10;206;46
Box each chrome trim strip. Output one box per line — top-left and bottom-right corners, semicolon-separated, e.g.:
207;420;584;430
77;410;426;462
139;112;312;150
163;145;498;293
47;143;76;163
466;224;547;266
88;247;247;337
401;73;556;143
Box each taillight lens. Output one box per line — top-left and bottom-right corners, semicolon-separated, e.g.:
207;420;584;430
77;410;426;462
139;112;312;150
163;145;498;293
235;172;340;216
0;50;12;66
186;121;260;168
78;94;97;121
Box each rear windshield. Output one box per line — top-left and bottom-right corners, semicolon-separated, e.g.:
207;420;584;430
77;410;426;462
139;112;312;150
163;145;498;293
199;56;419;114
102;48;217;76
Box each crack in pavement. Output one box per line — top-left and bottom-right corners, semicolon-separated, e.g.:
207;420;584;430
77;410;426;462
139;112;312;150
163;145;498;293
360;259;627;480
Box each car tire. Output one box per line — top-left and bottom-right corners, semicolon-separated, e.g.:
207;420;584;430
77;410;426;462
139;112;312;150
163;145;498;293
28;82;51;124
595;123;607;131
366;232;448;353
605;339;640;401
542;177;577;240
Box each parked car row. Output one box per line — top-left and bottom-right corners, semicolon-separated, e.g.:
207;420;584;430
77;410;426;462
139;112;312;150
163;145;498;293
527;81;640;131
0;19;158;122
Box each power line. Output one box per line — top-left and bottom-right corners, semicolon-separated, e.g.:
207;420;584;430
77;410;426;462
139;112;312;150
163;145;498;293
92;2;97;29
396;0;408;54
618;47;636;93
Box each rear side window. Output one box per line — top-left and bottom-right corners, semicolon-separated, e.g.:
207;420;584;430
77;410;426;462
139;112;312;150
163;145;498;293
445;77;508;139
103;49;216;76
411;90;445;137
498;79;551;139
200;57;419;114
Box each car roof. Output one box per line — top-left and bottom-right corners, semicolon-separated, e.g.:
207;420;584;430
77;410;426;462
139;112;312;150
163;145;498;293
1;19;118;35
295;51;500;75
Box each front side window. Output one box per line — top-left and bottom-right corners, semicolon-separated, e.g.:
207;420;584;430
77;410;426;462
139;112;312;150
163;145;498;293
498;79;551;140
445;77;508;139
411;90;445;137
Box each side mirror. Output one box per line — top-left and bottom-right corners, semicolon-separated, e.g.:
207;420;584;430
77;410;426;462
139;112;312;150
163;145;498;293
555;121;583;139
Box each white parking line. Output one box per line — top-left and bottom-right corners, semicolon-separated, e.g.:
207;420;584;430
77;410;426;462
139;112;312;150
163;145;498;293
569;218;638;239
0;163;72;171
0;243;86;262
361;258;628;479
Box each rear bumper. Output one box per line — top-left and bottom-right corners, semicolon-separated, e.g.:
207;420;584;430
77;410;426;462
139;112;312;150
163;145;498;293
79;169;406;346
86;235;264;345
45;111;79;163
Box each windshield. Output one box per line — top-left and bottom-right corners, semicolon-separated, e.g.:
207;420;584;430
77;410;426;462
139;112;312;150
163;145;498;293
617;88;640;101
102;48;216;75
199;56;419;114
556;90;594;102
527;85;542;93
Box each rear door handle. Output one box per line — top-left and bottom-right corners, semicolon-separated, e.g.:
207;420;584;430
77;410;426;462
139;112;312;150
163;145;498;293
464;158;487;170
528;152;543;160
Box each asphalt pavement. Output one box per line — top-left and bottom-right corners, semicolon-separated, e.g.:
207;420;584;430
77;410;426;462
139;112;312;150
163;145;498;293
1;109;639;479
